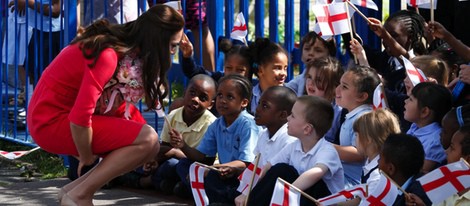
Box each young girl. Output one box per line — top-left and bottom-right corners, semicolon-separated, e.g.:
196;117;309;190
304;56;344;143
441;104;470;149
405;82;452;173
171;74;259;199
334;66;381;187
286;31;337;96
407;125;470;206
349;109;401;205
248;37;288;114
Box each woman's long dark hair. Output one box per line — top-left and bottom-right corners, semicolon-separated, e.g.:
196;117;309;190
71;5;185;110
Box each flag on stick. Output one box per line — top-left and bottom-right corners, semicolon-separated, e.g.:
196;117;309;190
270;178;302;206
189;162;210;206
0;147;40;160
231;12;248;45
318;184;368;205
407;0;436;9
418;158;470;204
401;55;427;86
312;2;352;36
347;0;378;11
360;173;399;206
373;83;388;109
237;154;262;195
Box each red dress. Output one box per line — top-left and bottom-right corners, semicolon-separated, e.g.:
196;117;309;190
27;44;145;156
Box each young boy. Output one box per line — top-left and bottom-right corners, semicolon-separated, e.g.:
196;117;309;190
378;133;432;206
238;95;344;206
206;86;298;204
147;74;217;193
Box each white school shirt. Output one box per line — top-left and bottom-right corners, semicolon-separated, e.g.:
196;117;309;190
269;138;345;193
253;123;297;167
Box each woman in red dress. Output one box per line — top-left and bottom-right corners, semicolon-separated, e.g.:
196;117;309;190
26;5;184;205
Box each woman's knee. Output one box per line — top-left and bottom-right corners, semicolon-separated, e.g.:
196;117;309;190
134;125;159;148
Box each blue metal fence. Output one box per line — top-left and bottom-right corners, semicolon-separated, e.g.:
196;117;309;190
1;0;397;147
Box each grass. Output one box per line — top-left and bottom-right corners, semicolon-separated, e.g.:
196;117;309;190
0;140;67;180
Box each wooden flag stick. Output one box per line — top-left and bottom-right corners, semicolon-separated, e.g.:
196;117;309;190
380;170;409;197
195;162;220;172
244;153;261;206
346;1;372;24
430;0;434;22
345;2;357;64
461;157;470;168
277;178;320;205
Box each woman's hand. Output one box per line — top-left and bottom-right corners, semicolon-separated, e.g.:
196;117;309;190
180;33;194;58
76;154;98;176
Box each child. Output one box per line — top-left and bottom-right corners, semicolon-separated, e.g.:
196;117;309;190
350;109;401;205
248;37;288;114
379;133;431;206
149;74;217;194
408;125;470;206
304;56;344;143
411;55;449;86
405;82;452;173
286;31;337;96
237;95;344;206
334;66;381;187
207;86;297;204
172;74;259;198
441;104;470;149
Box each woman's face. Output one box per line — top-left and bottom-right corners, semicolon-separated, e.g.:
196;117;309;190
170;29;184;55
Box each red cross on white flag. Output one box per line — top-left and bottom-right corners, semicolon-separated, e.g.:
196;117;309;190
237;161;262;195
373;83;387;110
0;147;40;160
312;2;352;36
189;163;209;206
407;0;436;9
231;12;248;44
270;178;301;206
401;55;427;86
360;174;398;206
418;159;470;204
347;0;378;11
318;184;367;205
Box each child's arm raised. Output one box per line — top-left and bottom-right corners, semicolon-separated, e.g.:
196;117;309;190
368;17;409;58
428;21;470;62
292;164;328;191
350;39;370;67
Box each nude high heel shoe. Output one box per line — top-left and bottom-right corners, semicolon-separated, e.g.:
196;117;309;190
60;193;78;206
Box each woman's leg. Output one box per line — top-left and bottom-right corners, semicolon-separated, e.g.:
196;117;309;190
63;125;159;205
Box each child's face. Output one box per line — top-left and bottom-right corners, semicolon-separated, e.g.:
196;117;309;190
404;76;413;96
384;20;410;55
305;67;326;99
301;39;329;64
224;54;250;78
287;101;309;138
216;79;248;117
183;79;215;118
446;131;464;164
440;112;459;149
404;95;421;123
255;91;282;127
335;71;362;111
378;153;392;175
258;52;288;87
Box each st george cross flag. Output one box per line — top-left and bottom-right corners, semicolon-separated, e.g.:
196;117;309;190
407;0;437;9
401;55;427;86
190;163;209;206
231;12;248;44
312;2;351;36
418;159;470;204
318;184;368;205
347;0;378;11
360;173;398;206
0;147;40;160
270;178;301;206
373;83;387;109
237;159;262;195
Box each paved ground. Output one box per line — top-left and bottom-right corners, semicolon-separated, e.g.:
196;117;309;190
0;158;192;206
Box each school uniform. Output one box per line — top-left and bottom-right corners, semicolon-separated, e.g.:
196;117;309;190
407;123;447;166
253;123;297;167
250;84;262;114
339;104;372;187
360;155;380;201
434;190;470;206
285;70;306;96
393;175;432;206
324;103;344;143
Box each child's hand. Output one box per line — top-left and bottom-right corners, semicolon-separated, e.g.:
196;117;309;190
169;129;185;149
234;194;247;206
142;160;158;175
427;21;450;40
215;165;236;179
405;193;426;206
350;38;369;66
368;17;386;38
180;33;194;58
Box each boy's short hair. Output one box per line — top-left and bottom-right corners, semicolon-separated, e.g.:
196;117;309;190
382;133;424;178
296;95;333;137
263;86;297;115
188;74;217;99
